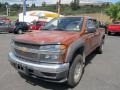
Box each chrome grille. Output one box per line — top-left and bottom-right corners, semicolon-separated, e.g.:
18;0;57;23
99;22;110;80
13;42;40;62
14;49;38;61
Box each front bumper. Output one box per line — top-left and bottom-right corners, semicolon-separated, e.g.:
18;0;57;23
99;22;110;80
8;52;69;82
108;29;120;33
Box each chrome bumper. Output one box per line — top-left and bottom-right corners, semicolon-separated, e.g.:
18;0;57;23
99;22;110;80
8;52;69;82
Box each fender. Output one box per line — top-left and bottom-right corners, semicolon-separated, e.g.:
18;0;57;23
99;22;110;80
65;38;85;63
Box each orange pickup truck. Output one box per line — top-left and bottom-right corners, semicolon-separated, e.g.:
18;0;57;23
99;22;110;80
8;16;105;87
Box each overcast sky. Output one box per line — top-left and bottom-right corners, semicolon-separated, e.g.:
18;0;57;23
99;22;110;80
0;0;119;6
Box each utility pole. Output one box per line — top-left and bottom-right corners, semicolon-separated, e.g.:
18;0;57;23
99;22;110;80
22;0;27;22
100;6;103;21
22;0;24;22
7;6;8;16
57;0;61;16
6;4;10;16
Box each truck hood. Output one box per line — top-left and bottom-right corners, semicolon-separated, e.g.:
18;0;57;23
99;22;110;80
14;31;80;45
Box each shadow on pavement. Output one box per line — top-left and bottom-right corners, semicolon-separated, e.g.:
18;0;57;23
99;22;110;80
19;73;70;90
85;51;97;66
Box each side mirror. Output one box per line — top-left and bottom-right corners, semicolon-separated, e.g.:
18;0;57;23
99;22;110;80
87;26;96;33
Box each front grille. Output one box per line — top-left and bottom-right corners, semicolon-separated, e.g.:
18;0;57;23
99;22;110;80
14;49;38;61
14;41;40;49
13;41;40;62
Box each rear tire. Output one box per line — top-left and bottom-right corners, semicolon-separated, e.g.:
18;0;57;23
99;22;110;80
67;54;83;87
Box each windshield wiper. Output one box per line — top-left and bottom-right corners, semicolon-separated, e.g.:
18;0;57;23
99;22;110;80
41;28;65;31
41;28;49;30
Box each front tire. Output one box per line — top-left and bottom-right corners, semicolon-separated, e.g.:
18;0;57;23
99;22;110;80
67;54;83;87
107;31;111;35
17;29;23;34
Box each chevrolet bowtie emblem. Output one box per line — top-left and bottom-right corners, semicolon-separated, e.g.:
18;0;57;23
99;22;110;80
19;47;28;52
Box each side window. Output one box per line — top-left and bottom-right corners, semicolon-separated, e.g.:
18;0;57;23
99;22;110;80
86;19;96;33
23;22;27;26
0;21;5;26
93;19;98;28
23;22;26;26
87;19;95;28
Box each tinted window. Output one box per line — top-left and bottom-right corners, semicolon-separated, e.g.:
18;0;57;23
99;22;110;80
0;20;6;26
15;22;25;26
93;20;98;28
87;19;95;28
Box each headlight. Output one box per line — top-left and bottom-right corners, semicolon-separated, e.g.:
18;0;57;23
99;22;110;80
40;45;66;52
40;54;60;63
39;45;67;63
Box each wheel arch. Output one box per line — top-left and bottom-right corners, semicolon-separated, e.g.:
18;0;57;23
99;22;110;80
65;39;85;65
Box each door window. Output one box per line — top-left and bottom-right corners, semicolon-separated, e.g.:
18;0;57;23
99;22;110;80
86;19;96;33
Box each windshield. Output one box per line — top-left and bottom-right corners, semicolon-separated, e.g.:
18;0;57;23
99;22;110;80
15;22;21;26
42;17;83;31
0;20;5;25
15;22;25;26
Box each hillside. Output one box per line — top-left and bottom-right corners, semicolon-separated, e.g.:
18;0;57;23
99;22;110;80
0;3;110;22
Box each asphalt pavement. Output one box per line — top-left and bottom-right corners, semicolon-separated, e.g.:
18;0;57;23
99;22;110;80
0;33;120;90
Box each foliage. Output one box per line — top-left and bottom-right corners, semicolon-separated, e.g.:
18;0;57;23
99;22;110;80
0;2;109;16
106;2;120;20
31;3;36;8
70;0;80;10
42;1;47;7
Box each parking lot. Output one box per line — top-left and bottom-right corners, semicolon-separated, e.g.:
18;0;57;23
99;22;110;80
0;33;120;90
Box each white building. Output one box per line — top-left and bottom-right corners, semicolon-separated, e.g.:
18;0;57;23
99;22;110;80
19;10;63;23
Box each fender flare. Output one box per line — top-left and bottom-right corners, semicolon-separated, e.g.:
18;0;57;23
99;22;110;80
65;38;85;63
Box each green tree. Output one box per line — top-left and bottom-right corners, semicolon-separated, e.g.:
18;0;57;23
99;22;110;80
106;2;120;20
42;1;46;7
70;0;80;10
31;3;36;8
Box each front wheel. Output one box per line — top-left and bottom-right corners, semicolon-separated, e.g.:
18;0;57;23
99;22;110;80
107;31;111;35
67;54;83;87
17;29;23;34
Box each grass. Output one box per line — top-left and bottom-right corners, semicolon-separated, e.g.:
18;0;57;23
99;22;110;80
7;16;18;21
80;13;111;22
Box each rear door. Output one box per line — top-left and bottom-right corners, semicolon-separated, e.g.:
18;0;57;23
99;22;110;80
85;19;100;54
84;19;95;56
92;19;100;49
